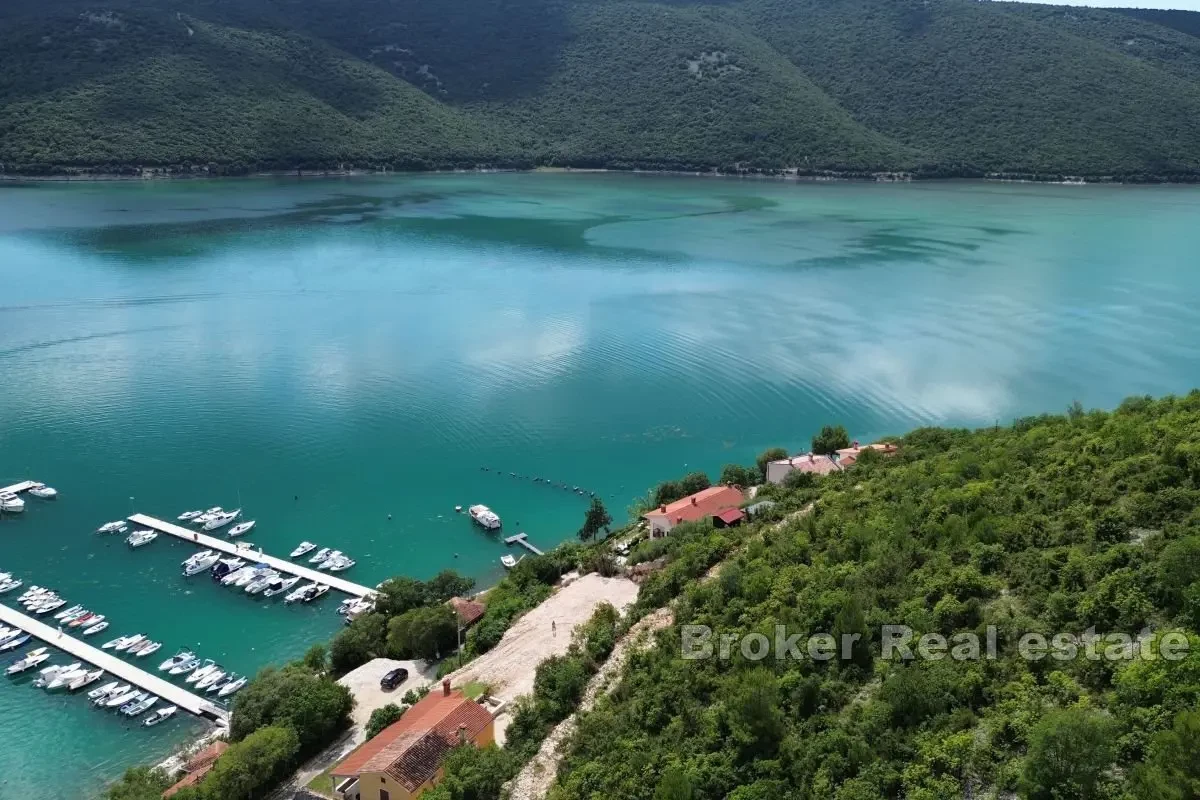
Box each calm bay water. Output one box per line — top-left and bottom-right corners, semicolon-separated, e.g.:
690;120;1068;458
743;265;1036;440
1;173;1199;797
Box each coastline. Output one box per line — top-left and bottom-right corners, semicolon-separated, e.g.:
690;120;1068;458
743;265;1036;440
3;164;1200;186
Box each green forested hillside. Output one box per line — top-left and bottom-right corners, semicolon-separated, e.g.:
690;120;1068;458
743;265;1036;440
3;0;1200;177
546;394;1200;799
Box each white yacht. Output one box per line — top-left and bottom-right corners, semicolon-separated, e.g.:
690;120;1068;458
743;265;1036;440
0;634;30;651
245;572;280;595
99;686;137;708
83;621;109;636
7;649;49;674
228;520;255;537
97;521;128;534
113;690;147;711
326;556;356;572
54;604;85;621
35;597;65;614
284;583;314;603
0;493;25;513
468;504;502;530
177;510;203;521
218;676;247;697
307;547;332;564
134;641;162;658
28;484;57;499
169;656;201;676
35;663;80;688
68;669;105;692
231;566;264;588
126;530;157;548
195;667;226;690
315;550;343;569
302;584;330;603
144;706;177;726
69;612;101;629
113;634;146;653
159;650;195;672
88;681;120;701
290;541;316;558
220;565;254;586
203;509;241;531
193;507;223;524
186;660;218;685
263;576;300;598
0;578;22;593
124;696;158;717
500;554;518;569
183;552;221;576
46;664;89;691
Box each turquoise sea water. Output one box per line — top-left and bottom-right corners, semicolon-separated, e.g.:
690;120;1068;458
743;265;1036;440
2;173;1200;797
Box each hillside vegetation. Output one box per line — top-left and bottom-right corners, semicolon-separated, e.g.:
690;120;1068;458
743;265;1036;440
4;0;1200;177
543;394;1200;799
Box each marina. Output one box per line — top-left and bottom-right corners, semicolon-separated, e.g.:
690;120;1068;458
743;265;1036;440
0;602;227;722
504;532;545;557
128;514;376;598
0;481;40;495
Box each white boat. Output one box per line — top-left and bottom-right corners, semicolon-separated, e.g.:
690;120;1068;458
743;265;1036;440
245;571;280;595
221;566;254;586
195;667;226;690
169;657;201;676
7;650;49;674
46;664;89;691
326;557;356;573
135;641;162;658
228;520;255;538
290;541;316;558
211;557;245;581
307;547;332;564
68;669;105;692
315;550;343;569
97;521;127;534
69;613;102;628
218;676;247;697
35;662;80;688
124;696;158;717
100;686;137;708
263;576;300;598
468;504;502;530
177;510;203;521
114;634;146;652
183;552;221;576
193;507;223;524
28;484;57;499
144;706;177;726
500;554;518;569
203;509;240;531
54;604;84;621
0;579;22;593
83;621;109;636
0;493;25;513
186;659;217;684
159;650;195;672
232;566;266;588
284;583;313;603
0;634;30;651
181;549;215;567
114;691;147;711
35;597;65;614
126;530;157;548
88;680;120;701
302;584;330;603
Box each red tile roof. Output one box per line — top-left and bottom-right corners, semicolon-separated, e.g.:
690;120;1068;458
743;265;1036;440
774;453;842;475
642;486;744;526
714;508;745;524
836;442;898;467
449;596;487;627
162;741;229;798
332;687;493;790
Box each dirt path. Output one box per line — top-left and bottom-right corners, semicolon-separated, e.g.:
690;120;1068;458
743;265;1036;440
505;607;674;800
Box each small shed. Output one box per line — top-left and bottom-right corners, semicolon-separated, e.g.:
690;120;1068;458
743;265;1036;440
744;500;776;520
712;508;746;529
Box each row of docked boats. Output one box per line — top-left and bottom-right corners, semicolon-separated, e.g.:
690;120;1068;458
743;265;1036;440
182;550;332;603
290;542;356;572
101;633;162;659
95;521;159;547
178;506;255;537
158;649;246;697
13;587;112;635
87;680;178;725
0;483;57;514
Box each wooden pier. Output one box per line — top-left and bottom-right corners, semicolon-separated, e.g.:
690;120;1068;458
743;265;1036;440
129;514;377;599
0;481;39;495
0;602;228;722
503;532;544;556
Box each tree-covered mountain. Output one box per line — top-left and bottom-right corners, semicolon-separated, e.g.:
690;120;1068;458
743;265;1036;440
3;0;1200;178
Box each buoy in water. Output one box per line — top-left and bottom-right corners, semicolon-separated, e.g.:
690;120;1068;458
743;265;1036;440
387;514;392;520
455;505;463;513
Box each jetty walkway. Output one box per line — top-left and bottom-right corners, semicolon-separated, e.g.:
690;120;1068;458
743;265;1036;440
504;532;545;556
0;602;228;722
129;514;376;598
0;481;39;495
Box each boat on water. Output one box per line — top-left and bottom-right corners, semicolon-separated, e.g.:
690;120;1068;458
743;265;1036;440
231;566;266;588
228;520;255;538
203;509;241;531
307;547;332;564
68;668;105;692
220;565;253;586
195;667;226;690
69;612;102;628
28;484;57;499
186;659;218;684
113;634;147;653
35;597;65;614
98;686;137;708
115;691;148;712
326;556;356;572
169;656;201;676
0;634;30;651
263;576;300;598
315;550;343;569
0;493;25;513
159;650;195;672
468;504;502;530
126;530;157;548
46;664;89;691
88;681;120;701
193;507;223;524
302;584;330;603
177;510;203;521
144;706;178;726
53;604;84;621
124;696;158;717
7;650;50;674
211;557;244;580
34;663;81;689
135;641;162;658
183;551;221;576
500;554;519;569
245;571;280;595
290;541;316;558
218;675;247;697
83;621;109;636
97;521;128;535
0;578;22;593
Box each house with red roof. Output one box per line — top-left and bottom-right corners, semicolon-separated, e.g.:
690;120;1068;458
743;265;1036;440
766;441;897;484
331;680;494;800
642;485;745;538
162;741;229;798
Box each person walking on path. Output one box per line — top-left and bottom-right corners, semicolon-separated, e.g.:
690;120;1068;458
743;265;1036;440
551;620;557;637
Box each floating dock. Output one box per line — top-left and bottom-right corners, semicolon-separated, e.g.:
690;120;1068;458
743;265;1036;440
128;514;376;599
503;532;544;556
0;602;228;722
0;481;39;495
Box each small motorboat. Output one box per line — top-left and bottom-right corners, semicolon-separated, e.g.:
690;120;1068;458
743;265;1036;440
35;597;66;614
193;507;223;524
231;566;264;588
500;554;518;569
83;621;109;636
205;674;232;694
468;504;502;530
144;706;178;726
315;550;343;570
302;584;330;603
99;686;137;708
54;604;85;621
284;583;315;603
183;552;221;576
220;566;253;586
114;634;146;653
159;650;195;672
135;641;162;658
35;663;80;689
88;681;120;701
28;484;57;499
177;510;203;521
7;650;50;674
169;657;201;676
0;578;23;593
307;547;332;564
0;493;25;513
263;576;300;598
228;520;255;538
186;660;217;685
67;612;96;628
203;509;240;531
218;675;247;697
115;691;148;712
126;530;157;548
195;667;226;690
124;696;158;717
245;571;280;595
181;549;215;567
290;541;316;558
97;521;128;534
68;668;105;692
0;634;30;651
326;557;356;573
211;557;244;580
70;612;102;628
46;664;89;691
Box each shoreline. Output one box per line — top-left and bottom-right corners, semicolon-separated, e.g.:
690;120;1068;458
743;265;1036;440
3;165;1200;187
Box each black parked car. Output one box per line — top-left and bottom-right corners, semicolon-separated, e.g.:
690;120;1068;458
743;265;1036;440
380;667;409;690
